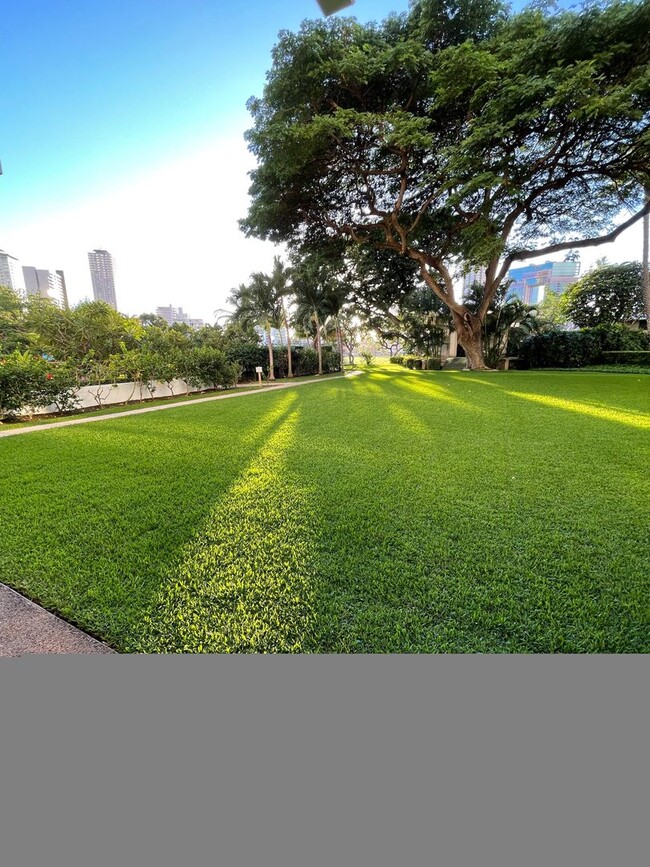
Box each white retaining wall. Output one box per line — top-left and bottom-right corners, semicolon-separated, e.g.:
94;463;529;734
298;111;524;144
24;379;203;417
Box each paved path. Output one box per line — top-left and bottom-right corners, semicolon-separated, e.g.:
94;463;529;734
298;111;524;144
0;583;115;656
0;374;350;438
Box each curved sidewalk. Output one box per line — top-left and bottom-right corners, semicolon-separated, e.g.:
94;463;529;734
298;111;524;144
0;373;351;438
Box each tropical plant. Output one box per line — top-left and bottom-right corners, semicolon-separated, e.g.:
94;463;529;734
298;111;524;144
228;274;283;380
464;284;538;367
291;257;331;376
269;257;295;378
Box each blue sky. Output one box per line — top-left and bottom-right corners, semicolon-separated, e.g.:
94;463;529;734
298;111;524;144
0;0;642;321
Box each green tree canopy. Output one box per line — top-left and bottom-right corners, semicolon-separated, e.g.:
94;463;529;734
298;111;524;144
24;298;143;362
241;0;650;368
0;286;29;353
561;261;646;327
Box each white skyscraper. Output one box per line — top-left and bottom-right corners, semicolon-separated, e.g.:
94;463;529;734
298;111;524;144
22;266;68;309
0;249;27;300
88;249;117;309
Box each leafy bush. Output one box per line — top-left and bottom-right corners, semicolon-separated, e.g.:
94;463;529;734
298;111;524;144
181;347;241;390
519;325;650;369
0;352;45;419
601;351;650;366
390;355;405;365
0;351;79;419
294;347;319;376
322;347;341;373
33;363;80;413
360;351;375;366
405;356;423;369
225;343;268;379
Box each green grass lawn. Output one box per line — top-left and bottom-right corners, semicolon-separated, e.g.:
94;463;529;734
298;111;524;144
1;368;648;653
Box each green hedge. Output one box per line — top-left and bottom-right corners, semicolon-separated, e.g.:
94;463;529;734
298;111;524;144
226;344;341;379
519;325;650;369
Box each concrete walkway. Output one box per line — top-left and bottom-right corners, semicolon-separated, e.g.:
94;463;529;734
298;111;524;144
0;374;350;438
0;583;115;656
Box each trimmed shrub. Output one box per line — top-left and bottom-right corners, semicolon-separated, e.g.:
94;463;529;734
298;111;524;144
390;355;405;365
181;347;241;390
294;347;319;376
519;325;650;369
405;356;423;369
225;343;268;379
322;347;341;373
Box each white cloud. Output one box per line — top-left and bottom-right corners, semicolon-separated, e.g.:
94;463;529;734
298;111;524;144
0;134;282;323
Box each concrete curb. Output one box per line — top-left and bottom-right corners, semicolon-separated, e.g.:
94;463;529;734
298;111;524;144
0;583;116;656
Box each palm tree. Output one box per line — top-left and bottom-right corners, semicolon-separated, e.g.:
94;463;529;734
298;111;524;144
227;274;282;381
269;257;294;378
464;284;538;368
292;249;349;374
322;282;349;371
293;281;328;375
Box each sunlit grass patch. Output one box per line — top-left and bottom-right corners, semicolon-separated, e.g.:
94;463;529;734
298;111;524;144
137;408;318;653
502;390;650;430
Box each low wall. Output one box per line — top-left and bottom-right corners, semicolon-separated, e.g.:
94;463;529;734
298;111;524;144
24;379;202;417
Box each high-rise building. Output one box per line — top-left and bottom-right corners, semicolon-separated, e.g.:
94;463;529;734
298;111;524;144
155;305;204;329
156;305;189;326
56;270;69;310
0;249;26;300
461;266;488;301
88;249;117;309
22;266;68;309
506;259;581;305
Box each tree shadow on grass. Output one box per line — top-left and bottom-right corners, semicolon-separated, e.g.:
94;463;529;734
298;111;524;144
0;392;303;649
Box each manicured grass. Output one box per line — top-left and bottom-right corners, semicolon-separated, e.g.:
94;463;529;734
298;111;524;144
1;368;648;652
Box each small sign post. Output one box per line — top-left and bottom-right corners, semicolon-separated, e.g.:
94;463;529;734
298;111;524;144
255;366;263;386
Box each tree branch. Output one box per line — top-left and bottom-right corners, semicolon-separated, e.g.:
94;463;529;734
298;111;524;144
508;202;650;263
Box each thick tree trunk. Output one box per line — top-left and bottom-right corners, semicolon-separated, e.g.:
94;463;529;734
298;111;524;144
451;310;491;370
266;323;275;380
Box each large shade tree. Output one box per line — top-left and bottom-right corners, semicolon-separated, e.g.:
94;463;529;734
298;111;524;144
24;298;143;362
241;0;650;369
